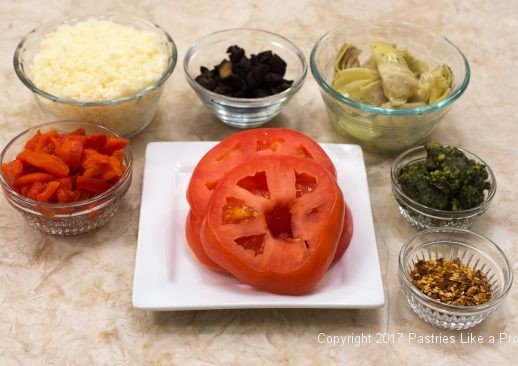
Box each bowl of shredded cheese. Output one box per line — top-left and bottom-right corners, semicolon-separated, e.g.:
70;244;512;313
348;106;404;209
13;15;177;137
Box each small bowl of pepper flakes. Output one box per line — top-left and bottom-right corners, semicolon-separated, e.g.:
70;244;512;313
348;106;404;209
398;228;513;330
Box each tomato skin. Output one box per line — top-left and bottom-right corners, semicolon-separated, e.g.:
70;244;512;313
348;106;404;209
200;155;344;295
332;203;354;264
185;211;227;273
187;128;337;220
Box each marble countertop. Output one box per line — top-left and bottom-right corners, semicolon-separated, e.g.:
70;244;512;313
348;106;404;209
1;1;517;364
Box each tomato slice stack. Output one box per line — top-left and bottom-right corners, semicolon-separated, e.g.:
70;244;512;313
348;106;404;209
185;128;354;295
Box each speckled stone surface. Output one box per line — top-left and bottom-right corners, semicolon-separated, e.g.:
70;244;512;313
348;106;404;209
1;1;517;365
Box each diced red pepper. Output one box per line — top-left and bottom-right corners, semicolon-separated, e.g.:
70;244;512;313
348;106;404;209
56;187;81;203
25;130;42;151
82;148;110;167
1;159;24;185
26;181;47;200
35;129;58;154
36;181;60;202
20;185;31;196
108;155;124;177
14;172;54;187
113;149;124;164
82;166;104;178
5;128;126;202
81;148;112;179
76;176;112;195
101;170;118;181
53;136;83;171
84;134;108;151
17;149;69;178
57;177;73;190
102;137;130;155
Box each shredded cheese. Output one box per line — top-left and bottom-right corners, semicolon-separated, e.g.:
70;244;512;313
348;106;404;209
31;19;169;101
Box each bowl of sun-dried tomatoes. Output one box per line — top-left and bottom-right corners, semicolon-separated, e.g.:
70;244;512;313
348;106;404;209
0;120;132;235
183;28;307;128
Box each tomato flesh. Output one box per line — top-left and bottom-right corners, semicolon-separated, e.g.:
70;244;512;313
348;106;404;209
200;155;344;295
333;203;354;264
187;128;337;219
185;210;227;272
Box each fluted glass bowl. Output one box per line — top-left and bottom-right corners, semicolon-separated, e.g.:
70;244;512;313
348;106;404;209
311;20;470;154
13;14;177;138
391;145;496;230
399;228;513;330
0;121;133;235
184;28;307;128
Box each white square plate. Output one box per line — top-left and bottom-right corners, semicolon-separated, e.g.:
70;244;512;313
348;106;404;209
133;142;384;310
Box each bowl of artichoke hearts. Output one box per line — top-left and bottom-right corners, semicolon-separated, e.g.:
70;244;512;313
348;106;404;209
310;20;470;154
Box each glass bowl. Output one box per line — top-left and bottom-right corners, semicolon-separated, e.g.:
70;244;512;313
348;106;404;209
13;14;177;138
0;121;133;235
184;28;307;128
399;228;513;330
310;20;470;154
391;145;496;230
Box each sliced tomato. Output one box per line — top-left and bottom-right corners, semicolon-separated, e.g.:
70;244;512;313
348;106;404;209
188;204;353;270
185;210;227;273
187;128;336;219
332;203;354;264
200;155;344;295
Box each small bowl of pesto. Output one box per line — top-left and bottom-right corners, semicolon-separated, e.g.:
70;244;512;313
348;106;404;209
391;143;496;230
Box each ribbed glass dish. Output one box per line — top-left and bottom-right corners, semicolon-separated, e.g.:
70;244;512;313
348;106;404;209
0;121;132;235
391;145;496;230
398;228;512;330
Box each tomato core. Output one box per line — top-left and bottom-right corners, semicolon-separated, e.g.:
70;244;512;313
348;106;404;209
265;204;294;240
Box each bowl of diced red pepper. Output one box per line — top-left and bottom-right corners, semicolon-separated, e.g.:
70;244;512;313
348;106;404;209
0;120;132;235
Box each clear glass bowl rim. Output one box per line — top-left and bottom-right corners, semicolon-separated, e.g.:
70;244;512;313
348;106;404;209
183;27;308;106
391;145;497;218
310;19;471;118
0;120;133;210
398;227;513;314
13;14;178;107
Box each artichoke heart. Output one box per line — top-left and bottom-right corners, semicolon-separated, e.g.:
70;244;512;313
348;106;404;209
371;41;418;106
361;55;377;70
333;68;386;105
331;41;454;108
334;44;361;72
358;80;387;106
333;67;379;88
401;49;429;78
419;64;454;104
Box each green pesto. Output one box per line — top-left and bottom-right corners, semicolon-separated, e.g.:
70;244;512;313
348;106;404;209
398;143;491;211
